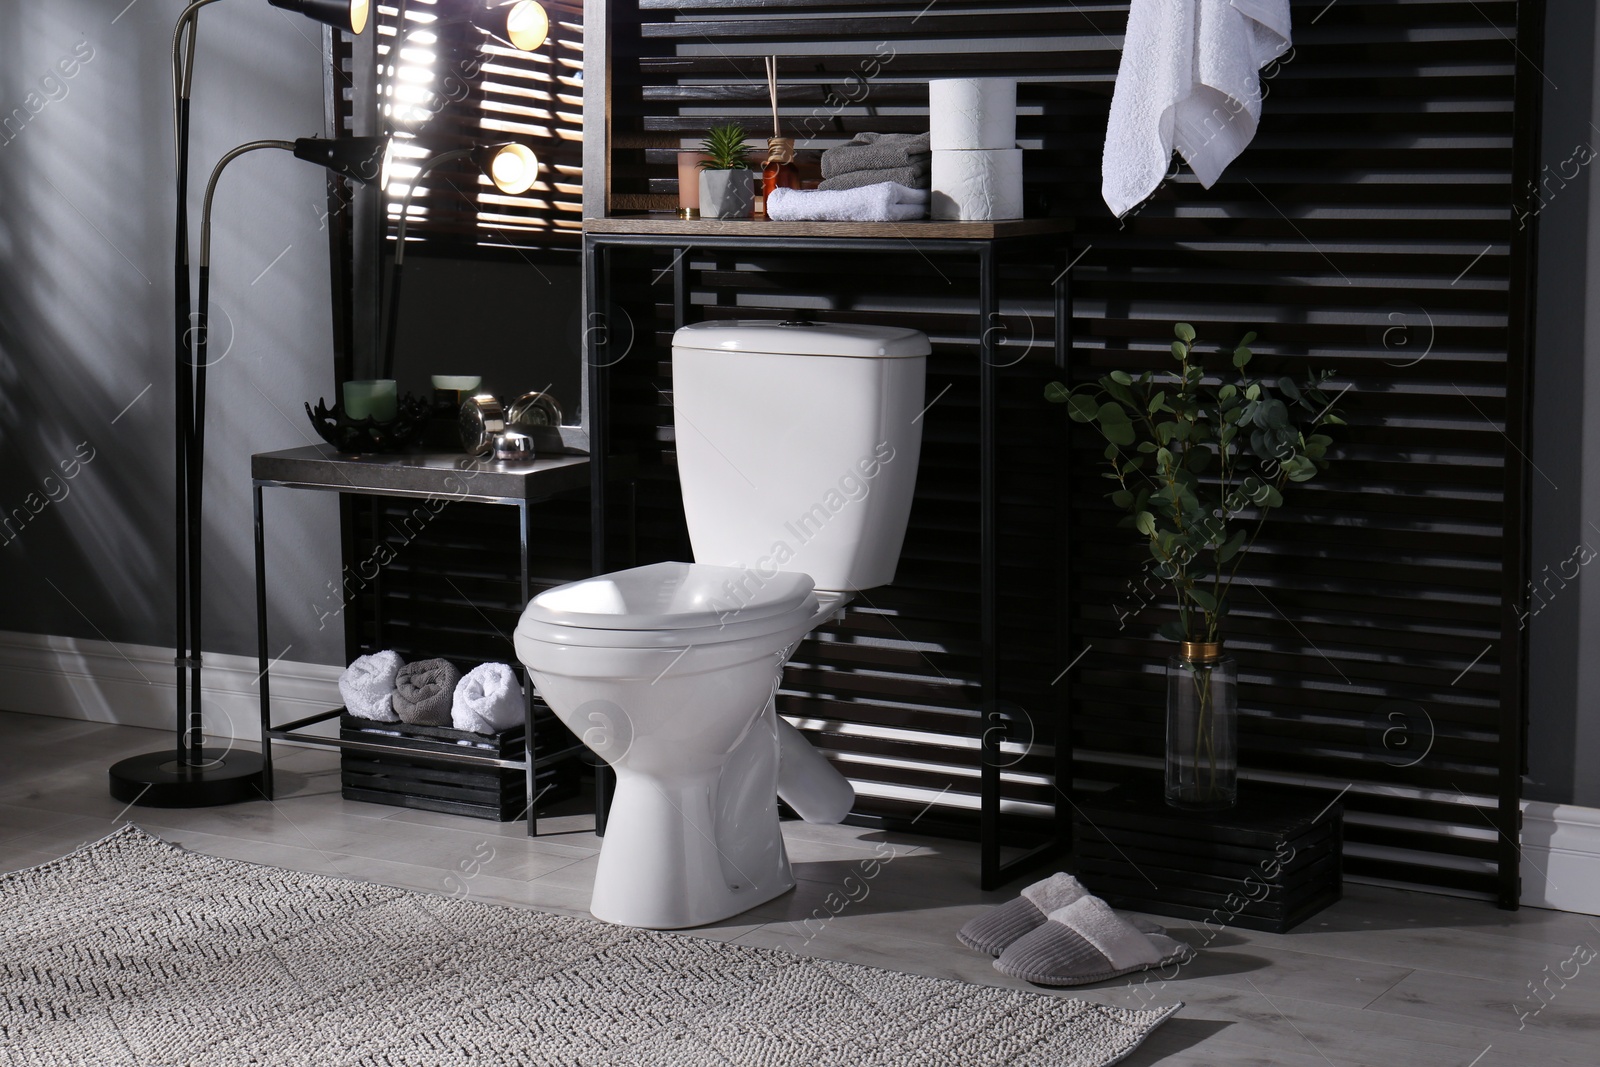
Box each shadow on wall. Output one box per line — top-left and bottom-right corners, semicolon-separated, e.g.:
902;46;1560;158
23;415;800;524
0;7;169;647
0;0;345;668
1527;0;1600;807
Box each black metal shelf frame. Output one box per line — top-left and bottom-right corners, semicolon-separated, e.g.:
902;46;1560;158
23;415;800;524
250;448;593;836
583;226;1073;889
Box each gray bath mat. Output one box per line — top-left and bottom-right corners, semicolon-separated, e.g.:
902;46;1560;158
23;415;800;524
0;826;1179;1066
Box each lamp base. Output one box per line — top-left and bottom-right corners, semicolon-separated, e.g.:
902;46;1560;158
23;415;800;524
109;748;266;808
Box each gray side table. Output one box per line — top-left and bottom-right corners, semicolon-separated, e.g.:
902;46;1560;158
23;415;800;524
251;444;591;836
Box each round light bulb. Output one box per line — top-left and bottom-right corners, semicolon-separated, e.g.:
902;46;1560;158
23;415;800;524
349;0;370;35
505;1;549;51
489;143;539;194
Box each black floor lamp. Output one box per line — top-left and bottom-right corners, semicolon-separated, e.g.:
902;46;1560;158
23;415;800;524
108;0;377;807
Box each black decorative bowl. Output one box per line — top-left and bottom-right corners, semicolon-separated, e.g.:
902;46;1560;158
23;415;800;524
305;395;432;454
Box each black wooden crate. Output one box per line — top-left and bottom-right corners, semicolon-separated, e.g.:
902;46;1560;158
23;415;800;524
339;713;578;821
1072;783;1344;933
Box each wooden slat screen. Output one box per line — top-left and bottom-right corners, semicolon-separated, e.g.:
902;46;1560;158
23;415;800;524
597;0;1540;901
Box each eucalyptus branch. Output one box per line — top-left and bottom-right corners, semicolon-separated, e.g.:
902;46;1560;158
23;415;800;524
1045;324;1341;645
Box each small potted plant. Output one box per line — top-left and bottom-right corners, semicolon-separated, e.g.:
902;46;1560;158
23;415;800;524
697;123;754;219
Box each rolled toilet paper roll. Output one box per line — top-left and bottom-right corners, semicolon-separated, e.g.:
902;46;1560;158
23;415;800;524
931;148;1024;221
930;77;1018;151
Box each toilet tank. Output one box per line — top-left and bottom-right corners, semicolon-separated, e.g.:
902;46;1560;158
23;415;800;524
672;320;929;592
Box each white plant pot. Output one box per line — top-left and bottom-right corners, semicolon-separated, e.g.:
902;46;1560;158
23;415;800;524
698;169;754;219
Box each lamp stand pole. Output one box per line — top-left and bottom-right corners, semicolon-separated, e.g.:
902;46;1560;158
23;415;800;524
109;5;266;807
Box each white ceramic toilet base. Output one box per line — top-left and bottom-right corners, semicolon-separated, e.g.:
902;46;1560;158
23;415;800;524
591;769;795;929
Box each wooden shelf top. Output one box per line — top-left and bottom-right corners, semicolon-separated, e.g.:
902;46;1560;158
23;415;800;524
584;214;1073;241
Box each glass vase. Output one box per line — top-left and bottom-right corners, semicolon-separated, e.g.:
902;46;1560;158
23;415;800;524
1165;642;1238;810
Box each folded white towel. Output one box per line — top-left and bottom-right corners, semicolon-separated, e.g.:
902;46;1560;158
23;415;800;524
1102;0;1292;216
339;651;404;722
451;662;524;735
766;182;930;223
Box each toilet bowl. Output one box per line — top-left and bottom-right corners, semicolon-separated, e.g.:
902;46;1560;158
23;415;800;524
515;562;824;928
516;319;929;929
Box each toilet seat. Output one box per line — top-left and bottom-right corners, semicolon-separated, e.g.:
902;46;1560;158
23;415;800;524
518;561;820;649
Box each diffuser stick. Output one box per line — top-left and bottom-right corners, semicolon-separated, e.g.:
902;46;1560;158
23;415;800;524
767;56;779;138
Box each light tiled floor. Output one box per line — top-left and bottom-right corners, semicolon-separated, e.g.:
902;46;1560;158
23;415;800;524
2;709;1596;1065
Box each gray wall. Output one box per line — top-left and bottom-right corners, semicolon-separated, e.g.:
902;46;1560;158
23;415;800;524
1528;0;1600;806
0;0;345;666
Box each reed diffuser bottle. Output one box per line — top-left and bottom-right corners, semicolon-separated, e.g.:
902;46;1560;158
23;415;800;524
762;56;799;200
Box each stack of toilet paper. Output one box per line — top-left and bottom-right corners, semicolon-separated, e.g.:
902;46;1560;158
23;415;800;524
929;78;1023;221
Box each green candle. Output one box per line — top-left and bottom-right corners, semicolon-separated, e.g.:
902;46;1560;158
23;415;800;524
343;379;397;422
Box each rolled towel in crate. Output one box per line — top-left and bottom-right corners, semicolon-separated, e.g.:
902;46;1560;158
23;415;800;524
452;663;525;735
339;651;404;722
393;658;462;727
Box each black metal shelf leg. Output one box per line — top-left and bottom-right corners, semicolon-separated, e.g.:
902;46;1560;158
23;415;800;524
979;243;1001;890
255;485;274;798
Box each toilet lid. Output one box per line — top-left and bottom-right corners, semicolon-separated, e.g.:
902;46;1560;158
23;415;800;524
523;562;815;631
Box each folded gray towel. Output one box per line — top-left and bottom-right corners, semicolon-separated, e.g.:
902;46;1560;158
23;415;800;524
818;161;931;192
393;658;462;727
821;132;931;179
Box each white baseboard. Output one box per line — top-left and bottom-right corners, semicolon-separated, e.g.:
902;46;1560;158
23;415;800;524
0;629;342;743
1521;800;1600;916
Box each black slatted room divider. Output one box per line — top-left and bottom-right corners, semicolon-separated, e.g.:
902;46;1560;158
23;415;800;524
581;0;1542;905
337;0;1542;905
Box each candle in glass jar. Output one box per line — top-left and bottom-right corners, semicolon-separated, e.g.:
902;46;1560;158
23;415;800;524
343;379;397;422
677;152;711;217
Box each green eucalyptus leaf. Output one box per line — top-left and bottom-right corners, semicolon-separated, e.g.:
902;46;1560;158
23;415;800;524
1240;331;1258;346
1158;620;1188;642
1135;511;1157;536
1104;442;1120;462
1109;369;1134;386
1097;402;1130;425
1068;393;1099;422
1245;383;1261;401
1171;341;1188;360
1323;413;1347;426
1262;399;1290;429
1277;376;1301;401
1175;322;1197;343
1137;441;1158;453
1105;380;1138;408
1217;529;1248;562
1262;484;1284;508
1149;390;1167;414
1233;346;1252;369
1218;384;1237;402
1111;489;1134;509
1104;420;1136;447
1187;587;1219;613
1044;381;1071;403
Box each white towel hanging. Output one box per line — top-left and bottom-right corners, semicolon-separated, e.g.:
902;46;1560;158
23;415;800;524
1102;0;1292;217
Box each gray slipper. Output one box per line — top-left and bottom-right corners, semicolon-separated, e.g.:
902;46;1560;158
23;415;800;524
958;872;1165;957
994;895;1194;987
